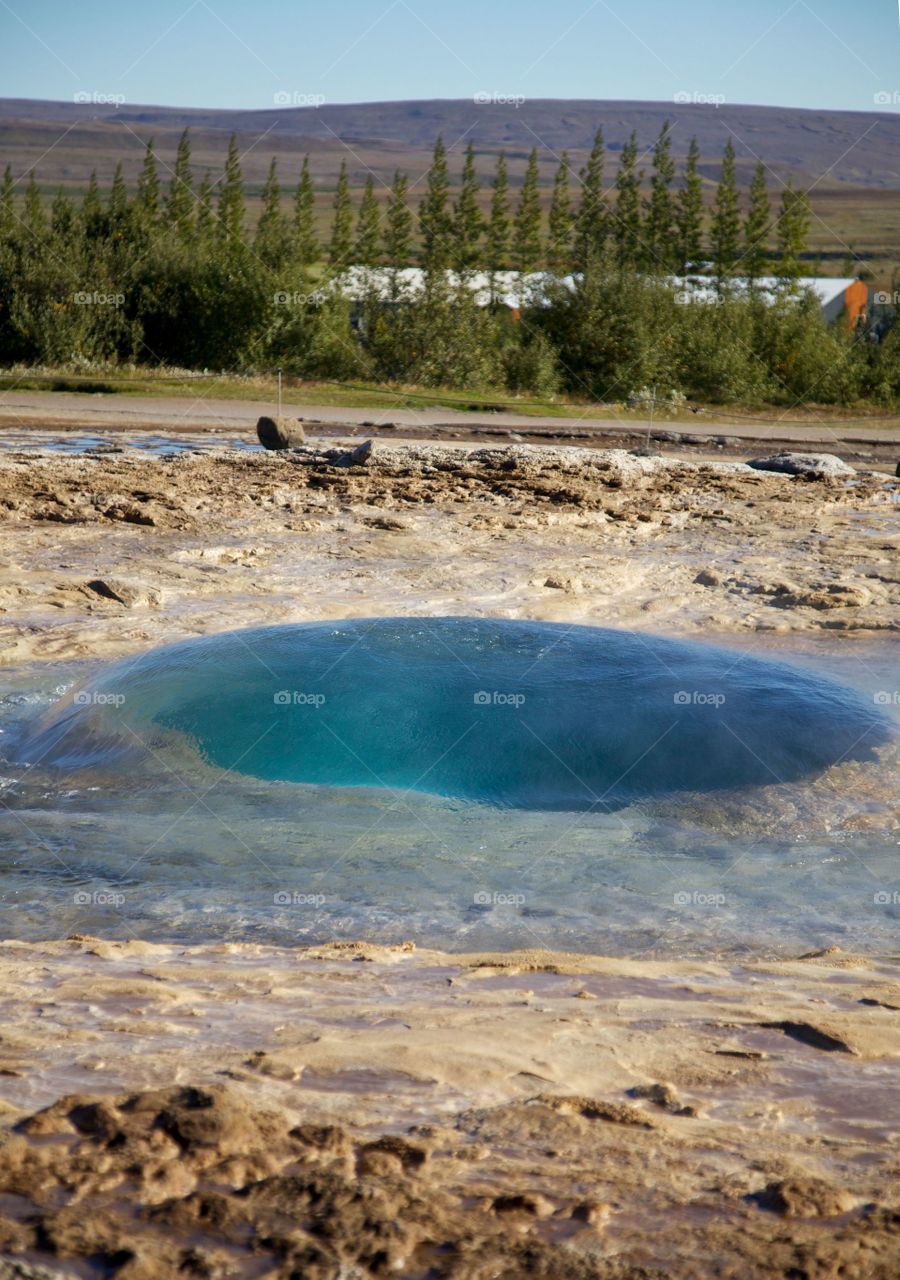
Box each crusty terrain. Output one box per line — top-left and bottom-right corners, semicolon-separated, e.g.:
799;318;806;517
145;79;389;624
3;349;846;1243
0;937;898;1279
0;441;897;664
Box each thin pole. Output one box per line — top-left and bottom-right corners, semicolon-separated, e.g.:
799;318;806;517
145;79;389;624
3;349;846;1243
276;368;282;419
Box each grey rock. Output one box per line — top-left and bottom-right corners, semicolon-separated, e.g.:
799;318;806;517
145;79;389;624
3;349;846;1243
748;451;854;478
0;1261;80;1280
337;438;374;467
256;416;307;450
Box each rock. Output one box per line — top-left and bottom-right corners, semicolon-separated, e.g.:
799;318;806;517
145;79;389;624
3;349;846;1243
492;1192;555;1217
0;1262;81;1280
364;514;410;531
748;452;854;479
541;1095;654;1128
627;1082;697;1117
256;417;306;450
760;1020;855;1053
337;438;374;467
694;569;723;587
571;1200;611;1226
543;575;583;593
84;578;159;608
781;583;871;610
750;1177;854;1218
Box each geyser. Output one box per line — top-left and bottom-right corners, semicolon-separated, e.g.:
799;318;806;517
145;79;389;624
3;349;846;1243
23;618;892;810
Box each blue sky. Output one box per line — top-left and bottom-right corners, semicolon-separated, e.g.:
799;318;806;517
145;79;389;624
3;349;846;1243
0;0;898;112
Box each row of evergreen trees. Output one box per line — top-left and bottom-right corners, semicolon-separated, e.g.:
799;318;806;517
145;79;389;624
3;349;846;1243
0;127;896;405
1;124;812;280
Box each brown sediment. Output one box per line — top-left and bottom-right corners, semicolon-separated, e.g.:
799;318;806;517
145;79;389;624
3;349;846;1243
0;938;898;1278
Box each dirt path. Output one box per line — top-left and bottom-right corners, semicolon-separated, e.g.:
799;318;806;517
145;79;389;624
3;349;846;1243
1;390;898;457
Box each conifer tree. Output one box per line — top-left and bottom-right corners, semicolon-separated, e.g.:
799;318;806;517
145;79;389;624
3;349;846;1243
109;162;129;223
0;165;14;239
710;139;741;282
547;152;573;273
644;121;675;271
166;128;194;236
354;175;381;265
51;188;75;238
384;170;413;298
328;159;353;267
674;136;703;273
485;152;510;274
419;135;452;270
513;148;542;272
256;157;287;263
743;161;770;282
23;172;46;235
196;173;214;238
613;132;642;267
83;170;102;218
776;180;811;282
81;170;104;238
451;142;483;271
218;133;245;242
573;127;606;269
293;156;318;265
136;139;160;223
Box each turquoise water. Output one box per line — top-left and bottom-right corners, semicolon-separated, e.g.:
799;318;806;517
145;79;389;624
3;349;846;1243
2;619;897;956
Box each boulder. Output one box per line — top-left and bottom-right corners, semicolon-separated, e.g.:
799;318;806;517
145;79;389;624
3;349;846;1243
256;417;306;451
747;451;854;479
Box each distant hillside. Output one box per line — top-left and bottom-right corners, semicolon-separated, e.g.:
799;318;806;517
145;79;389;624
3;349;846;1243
2;96;898;187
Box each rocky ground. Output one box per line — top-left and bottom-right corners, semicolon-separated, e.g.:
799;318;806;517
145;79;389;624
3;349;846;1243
0;937;898;1279
0;440;897;664
0;435;898;1278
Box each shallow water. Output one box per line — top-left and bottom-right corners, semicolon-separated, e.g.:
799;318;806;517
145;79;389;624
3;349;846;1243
1;621;897;957
0;431;258;455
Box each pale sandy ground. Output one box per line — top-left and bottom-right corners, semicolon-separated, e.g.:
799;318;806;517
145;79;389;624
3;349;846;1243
0;440;897;665
0;436;898;1278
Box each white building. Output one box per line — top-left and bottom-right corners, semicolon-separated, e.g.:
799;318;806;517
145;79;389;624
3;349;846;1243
331;266;869;325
